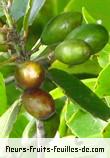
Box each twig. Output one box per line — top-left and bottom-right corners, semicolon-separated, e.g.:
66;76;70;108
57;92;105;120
36;120;45;138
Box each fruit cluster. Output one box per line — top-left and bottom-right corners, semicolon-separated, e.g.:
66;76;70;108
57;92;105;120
15;61;55;120
14;11;109;120
41;12;109;65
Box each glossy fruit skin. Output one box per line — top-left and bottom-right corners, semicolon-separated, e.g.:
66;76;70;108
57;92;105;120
15;61;45;89
66;24;109;53
55;39;92;65
22;88;55;120
41;12;82;45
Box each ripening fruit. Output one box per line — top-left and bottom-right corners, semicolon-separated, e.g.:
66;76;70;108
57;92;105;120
41;12;82;45
15;61;45;89
66;24;109;53
55;39;92;65
22;88;55;120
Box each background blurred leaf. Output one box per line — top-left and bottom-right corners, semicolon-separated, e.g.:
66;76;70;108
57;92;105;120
51;58;101;77
102;122;110;138
44;98;65;137
11;0;46;25
6;82;21;105
82;7;96;23
64;0;110;30
29;0;46;25
0;72;7;116
98;44;110;68
11;0;28;21
0;8;3;17
58;102;68;137
0;99;21;138
67;109;106;138
22;118;36;138
95;64;110;97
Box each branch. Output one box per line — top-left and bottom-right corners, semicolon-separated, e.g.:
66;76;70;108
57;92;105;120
36;120;45;138
36;120;45;158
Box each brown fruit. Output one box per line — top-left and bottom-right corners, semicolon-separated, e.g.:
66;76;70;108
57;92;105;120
15;61;45;89
22;88;56;120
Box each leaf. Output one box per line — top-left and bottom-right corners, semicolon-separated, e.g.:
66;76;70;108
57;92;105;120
102;122;110;138
64;0;110;30
50;87;64;100
65;101;79;121
22;118;36;138
67;110;105;138
6;82;21;105
9;112;30;138
51;58;101;76
29;0;46;25
95;64;110;97
0;72;7;116
0;99;21;138
23;0;33;34
58;102;68;137
82;78;96;90
44;98;65;138
82;7;96;23
0;8;3;17
11;0;28;20
98;44;110;68
49;69;110;121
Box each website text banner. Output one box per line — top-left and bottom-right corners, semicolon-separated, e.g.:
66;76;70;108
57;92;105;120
0;138;109;158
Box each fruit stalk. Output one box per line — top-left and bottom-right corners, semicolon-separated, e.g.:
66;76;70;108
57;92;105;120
36;120;45;138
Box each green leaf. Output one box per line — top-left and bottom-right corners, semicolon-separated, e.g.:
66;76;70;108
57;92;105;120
29;0;46;25
82;7;96;23
50;87;64;100
0;65;15;78
11;0;28;20
67;110;105;138
64;0;110;30
9;112;29;138
58;102;68;137
23;0;33;34
22;118;36;138
51;58;101;76
0;72;7;116
82;78;96;90
95;64;110;97
0;99;21;138
98;44;110;68
44;98;65;137
49;69;110;121
102;122;110;138
6;82;21;105
65;101;79;121
0;8;3;17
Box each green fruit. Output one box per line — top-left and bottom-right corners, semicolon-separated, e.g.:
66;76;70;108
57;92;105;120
22;88;55;120
15;61;45;89
41;12;82;45
55;39;92;65
66;24;109;53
